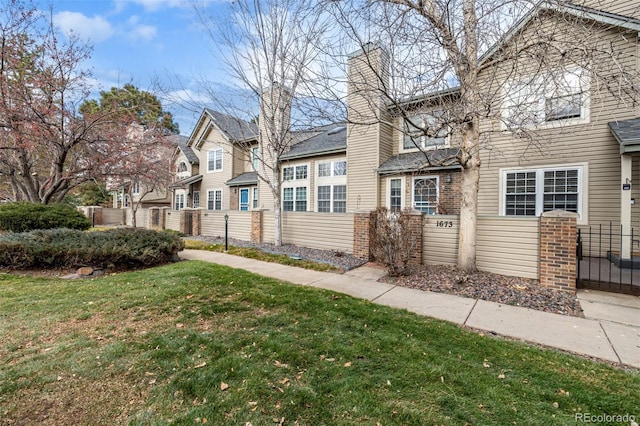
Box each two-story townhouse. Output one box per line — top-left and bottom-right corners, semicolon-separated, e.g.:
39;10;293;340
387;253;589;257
172;0;640;273
171;109;259;212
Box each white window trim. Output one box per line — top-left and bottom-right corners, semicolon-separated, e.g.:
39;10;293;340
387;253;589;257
282;163;310;182
282;185;308;212
399;112;449;154
316;184;347;213
498;162;588;225
411;175;439;214
207;188;224;211
501;67;590;131
207;148;223;173
252;187;259;209
386;176;406;211
174;190;186;211
317;160;347;177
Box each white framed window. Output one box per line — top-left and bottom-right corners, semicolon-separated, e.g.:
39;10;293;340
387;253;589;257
207;148;223;172
283;164;308;181
317;184;346;213
132;181;141;195
283;186;308;212
207;189;223;210
318;160;347;177
252;187;259;209
502;67;589;129
192;191;200;208
412;176;439;214
401;111;447;152
252;147;259;171
174;191;185;211
387;177;405;212
177;162;188;173
500;165;585;220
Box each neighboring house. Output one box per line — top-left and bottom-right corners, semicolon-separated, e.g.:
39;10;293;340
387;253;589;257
112;133;187;209
171;1;640;260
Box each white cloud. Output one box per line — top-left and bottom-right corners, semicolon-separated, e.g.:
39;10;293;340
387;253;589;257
53;11;115;43
114;0;189;12
126;16;157;41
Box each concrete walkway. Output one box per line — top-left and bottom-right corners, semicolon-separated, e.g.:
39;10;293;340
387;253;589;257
180;249;640;369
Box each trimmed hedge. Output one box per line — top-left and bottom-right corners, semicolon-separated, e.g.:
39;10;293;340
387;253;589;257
0;202;91;232
0;228;185;270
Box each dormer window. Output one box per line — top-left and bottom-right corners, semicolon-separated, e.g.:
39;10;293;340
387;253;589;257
402;111;447;151
177;162;188;173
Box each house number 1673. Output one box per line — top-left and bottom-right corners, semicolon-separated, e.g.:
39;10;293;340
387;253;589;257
436;220;453;228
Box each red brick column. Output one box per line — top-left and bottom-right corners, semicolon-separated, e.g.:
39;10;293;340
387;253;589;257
353;211;374;261
251;210;263;243
192;209;201;236
406;211;424;266
539;210;578;292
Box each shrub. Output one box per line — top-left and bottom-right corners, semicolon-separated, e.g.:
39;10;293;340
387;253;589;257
370;207;421;276
0;228;185;270
0;202;91;232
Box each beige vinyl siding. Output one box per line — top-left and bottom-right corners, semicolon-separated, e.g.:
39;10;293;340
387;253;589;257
281;212;353;252
200;211;252;240
346;47;388;211
477;21;638;229
166;210;180;231
423;215;540;278
423;215;459;265
125;208;148;227
200;128;237;211
102;208;124;225
263;211;276;244
476;217;539;279
576;0;640;19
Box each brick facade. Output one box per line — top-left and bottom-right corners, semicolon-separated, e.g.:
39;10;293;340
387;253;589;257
251;210;263;243
539;210;577;292
406;211;423;266
353;211;374;261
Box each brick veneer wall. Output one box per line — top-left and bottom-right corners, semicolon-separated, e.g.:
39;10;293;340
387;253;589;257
353;211;374;261
539;210;578;292
251;210;263;243
406;211;424;266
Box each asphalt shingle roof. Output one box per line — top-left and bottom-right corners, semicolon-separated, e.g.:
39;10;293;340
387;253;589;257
281;124;347;160
226;171;258;186
206;109;258;142
609;117;640;154
377;149;461;174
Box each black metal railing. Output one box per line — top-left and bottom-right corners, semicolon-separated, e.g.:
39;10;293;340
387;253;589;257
577;223;640;295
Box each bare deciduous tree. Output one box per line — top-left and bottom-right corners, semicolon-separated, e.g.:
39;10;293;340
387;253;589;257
193;0;332;246
325;0;640;272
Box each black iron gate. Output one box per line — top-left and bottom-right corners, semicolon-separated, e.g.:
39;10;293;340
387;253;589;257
577;223;640;295
183;210;193;236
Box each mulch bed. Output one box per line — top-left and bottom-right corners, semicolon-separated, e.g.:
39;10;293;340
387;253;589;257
381;264;583;317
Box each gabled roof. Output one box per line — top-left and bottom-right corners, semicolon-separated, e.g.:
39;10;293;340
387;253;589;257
481;1;640;64
281;124;347;160
609;118;640;154
226;172;258;187
377;149;461;175
205;109;258;142
169;174;203;189
176;138;199;164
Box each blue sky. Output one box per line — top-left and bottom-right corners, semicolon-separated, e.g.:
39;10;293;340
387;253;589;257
37;0;228;134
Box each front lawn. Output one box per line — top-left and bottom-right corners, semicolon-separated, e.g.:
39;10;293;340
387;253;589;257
0;261;638;425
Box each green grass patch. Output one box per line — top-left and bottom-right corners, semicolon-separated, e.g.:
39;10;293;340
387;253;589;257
184;239;341;272
0;261;639;425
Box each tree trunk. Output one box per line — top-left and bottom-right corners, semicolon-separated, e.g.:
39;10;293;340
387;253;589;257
457;160;480;272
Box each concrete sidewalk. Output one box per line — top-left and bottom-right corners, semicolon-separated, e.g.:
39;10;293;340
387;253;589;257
180;249;640;369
